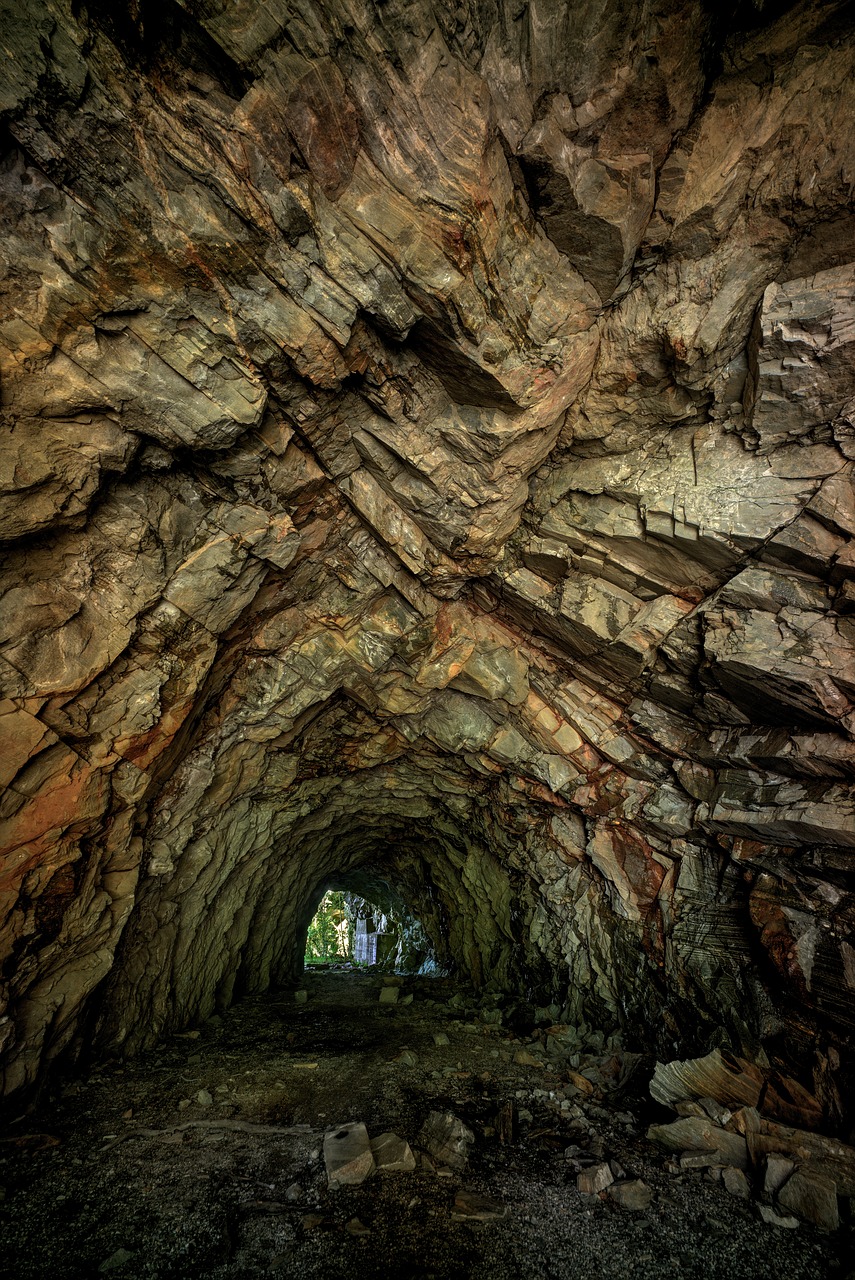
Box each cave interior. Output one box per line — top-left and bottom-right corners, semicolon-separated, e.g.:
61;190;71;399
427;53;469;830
0;0;854;1271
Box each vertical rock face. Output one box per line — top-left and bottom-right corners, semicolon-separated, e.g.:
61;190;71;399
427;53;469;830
0;0;853;1120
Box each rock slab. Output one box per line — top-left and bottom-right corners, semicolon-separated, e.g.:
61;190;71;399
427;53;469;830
324;1122;375;1188
777;1170;840;1232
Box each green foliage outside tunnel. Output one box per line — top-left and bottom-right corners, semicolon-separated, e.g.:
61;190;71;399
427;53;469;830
304;890;352;964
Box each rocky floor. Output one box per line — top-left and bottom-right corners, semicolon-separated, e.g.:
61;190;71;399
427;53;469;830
0;972;850;1280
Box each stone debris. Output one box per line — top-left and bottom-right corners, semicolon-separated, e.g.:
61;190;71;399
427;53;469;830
763;1154;795;1197
647;1117;749;1170
345;1218;371;1236
393;1049;418;1067
758;1205;800;1230
566;1070;595;1096
647;1085;849;1233
608;1180;653;1211
323;1122;376;1188
452;1190;507;1221
195;1090;213;1107
370;1132;416;1174
294;990;308;1004
513;1049;544;1069
1;970;847;1278
650;1050;822;1129
379;987;399;1005
777;1170;839;1232
433;1033;450;1047
417;1111;475;1171
745;1117;855;1198
497;1100;516;1146
679;1150;722;1171
722;1167;751;1199
577;1161;614;1195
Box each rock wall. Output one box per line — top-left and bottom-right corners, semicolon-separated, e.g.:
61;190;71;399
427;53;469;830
0;0;853;1121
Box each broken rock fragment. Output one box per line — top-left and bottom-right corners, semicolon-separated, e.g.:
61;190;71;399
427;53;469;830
323;1121;375;1188
758;1205;799;1230
577;1161;614;1195
371;1131;416;1173
650;1049;823;1129
608;1180;652;1211
777;1170;839;1232
722;1167;751;1199
647;1116;749;1169
417;1111;474;1171
745;1119;855;1197
763;1153;796;1197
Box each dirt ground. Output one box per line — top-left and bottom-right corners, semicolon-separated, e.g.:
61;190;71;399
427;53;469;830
0;971;850;1279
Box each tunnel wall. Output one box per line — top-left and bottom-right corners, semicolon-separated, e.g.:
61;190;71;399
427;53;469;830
0;0;853;1122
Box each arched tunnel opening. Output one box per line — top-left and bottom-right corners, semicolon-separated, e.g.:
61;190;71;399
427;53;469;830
306;876;438;974
1;0;855;1273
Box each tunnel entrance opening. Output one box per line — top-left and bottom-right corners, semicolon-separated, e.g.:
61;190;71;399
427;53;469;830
301;872;440;978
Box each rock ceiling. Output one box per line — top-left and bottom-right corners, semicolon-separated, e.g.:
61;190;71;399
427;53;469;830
0;0;853;1121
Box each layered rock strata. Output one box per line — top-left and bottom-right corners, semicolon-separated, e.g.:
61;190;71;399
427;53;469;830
0;0;853;1125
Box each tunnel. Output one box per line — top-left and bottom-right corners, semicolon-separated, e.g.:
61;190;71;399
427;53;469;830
0;0;854;1273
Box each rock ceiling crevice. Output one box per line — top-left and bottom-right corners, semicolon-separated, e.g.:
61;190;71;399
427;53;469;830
0;0;853;1128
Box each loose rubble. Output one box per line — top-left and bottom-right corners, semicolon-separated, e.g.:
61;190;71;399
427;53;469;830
647;1048;855;1234
2;971;846;1279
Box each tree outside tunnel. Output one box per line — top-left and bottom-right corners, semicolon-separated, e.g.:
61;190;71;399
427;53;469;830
303;890;351;964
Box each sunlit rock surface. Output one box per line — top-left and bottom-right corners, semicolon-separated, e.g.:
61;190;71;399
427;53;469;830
0;0;853;1124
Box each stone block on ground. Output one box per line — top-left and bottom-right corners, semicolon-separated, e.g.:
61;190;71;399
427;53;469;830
577;1161;614;1194
345;1217;371;1236
324;1121;375;1188
99;1249;136;1273
680;1149;722;1170
777;1169;839;1231
608;1180;652;1210
379;986;399;1004
371;1131;416;1173
417;1111;474;1171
